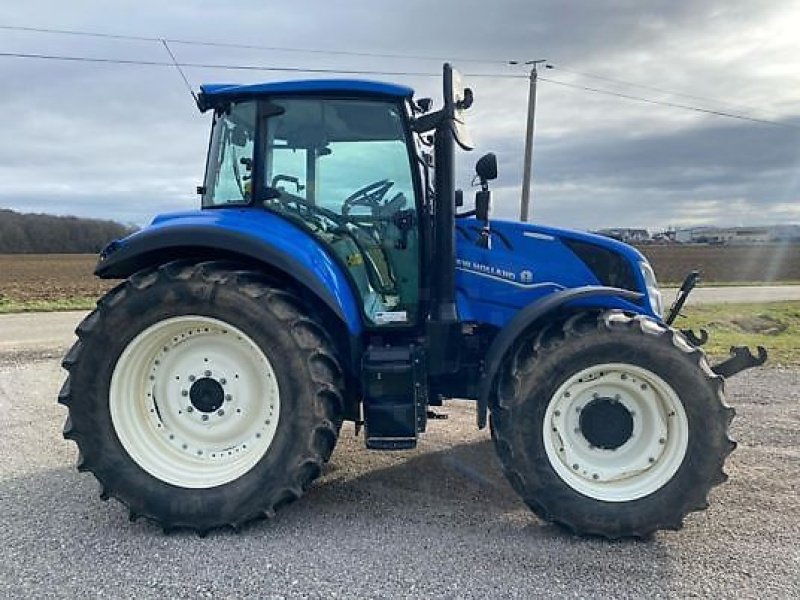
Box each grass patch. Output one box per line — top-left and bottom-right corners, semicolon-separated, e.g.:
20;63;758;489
0;296;97;313
676;301;800;366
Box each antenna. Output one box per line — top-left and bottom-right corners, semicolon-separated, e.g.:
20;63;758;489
159;38;199;106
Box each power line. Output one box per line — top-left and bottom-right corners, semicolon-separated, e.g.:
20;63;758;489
0;24;510;65
539;76;799;129
0;49;795;129
3;22;792;125
550;64;783;120
0;50;528;78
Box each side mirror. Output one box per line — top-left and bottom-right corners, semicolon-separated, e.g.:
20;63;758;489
445;64;474;151
475;153;497;182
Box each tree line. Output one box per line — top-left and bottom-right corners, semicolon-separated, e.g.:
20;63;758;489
0;208;137;254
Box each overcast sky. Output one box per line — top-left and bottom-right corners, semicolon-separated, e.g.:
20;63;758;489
1;0;798;231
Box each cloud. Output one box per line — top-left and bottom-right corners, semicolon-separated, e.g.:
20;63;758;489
0;0;798;231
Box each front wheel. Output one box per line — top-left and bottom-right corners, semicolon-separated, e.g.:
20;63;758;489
59;261;344;534
490;311;736;539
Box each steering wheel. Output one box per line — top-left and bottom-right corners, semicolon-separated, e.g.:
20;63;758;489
342;179;394;217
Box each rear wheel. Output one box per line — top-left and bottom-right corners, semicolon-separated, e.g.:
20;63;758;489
59;261;344;534
490;311;736;539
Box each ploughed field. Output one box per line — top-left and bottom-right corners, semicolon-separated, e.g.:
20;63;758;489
637;243;800;284
0;254;115;306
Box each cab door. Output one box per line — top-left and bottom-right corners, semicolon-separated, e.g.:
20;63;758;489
258;97;421;327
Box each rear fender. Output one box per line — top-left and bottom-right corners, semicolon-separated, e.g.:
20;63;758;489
477;286;644;429
96;210;363;336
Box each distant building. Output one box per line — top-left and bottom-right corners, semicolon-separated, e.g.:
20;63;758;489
593;228;651;243
675;225;787;245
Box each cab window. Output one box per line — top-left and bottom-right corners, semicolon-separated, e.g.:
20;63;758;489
203;102;256;206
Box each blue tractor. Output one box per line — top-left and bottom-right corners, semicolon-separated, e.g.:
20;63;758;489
60;64;764;538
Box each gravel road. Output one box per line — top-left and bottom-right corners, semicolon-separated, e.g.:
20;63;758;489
1;329;798;598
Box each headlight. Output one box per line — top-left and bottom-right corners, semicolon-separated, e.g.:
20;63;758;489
639;261;664;317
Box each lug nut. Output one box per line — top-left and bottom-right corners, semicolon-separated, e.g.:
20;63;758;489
217;409;225;417
202;414;209;421
220;378;227;385
225;394;232;402
554;410;561;417
186;406;194;413
181;390;188;397
188;375;196;382
572;463;579;470
204;370;212;377
659;437;666;445
592;473;599;480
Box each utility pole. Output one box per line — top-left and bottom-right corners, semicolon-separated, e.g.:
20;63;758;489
517;59;548;222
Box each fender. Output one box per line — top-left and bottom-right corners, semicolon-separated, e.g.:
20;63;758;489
95;209;363;336
476;286;644;429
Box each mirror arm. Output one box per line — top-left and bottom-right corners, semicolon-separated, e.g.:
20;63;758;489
411;108;447;134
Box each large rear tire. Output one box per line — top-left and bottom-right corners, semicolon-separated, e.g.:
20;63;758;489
490;311;736;539
59;260;344;534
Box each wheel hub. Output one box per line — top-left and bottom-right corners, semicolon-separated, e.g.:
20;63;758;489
579;397;634;450
189;377;225;413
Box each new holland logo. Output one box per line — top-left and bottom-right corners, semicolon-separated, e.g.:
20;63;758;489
456;259;538;288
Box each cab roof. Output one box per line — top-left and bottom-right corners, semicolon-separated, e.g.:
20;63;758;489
197;79;414;112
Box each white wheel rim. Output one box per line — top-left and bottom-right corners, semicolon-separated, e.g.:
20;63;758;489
543;363;688;502
110;316;280;489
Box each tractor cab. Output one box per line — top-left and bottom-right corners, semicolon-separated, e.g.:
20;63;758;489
198;82;426;327
195;68;478;334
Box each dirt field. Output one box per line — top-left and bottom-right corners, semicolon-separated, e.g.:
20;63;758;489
637;243;800;284
1;244;799;305
0;254;114;302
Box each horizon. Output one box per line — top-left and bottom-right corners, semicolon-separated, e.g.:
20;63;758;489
3;204;799;234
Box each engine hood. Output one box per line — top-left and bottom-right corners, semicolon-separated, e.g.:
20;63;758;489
454;218;655;326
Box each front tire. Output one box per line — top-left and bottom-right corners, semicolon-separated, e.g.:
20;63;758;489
490;311;736;539
59;261;344;534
